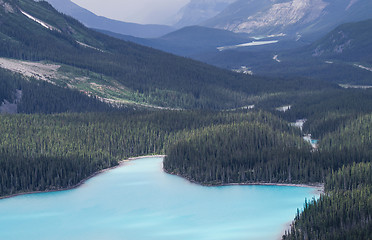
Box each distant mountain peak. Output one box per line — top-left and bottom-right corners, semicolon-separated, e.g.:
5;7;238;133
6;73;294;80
202;0;372;41
223;0;328;34
173;0;236;28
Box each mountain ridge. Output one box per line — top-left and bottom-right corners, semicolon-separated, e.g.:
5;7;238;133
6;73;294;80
1;0;327;111
174;0;236;28
97;25;254;57
202;0;372;42
44;0;175;38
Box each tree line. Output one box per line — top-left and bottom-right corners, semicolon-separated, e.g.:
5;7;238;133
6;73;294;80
0;110;278;197
283;163;372;240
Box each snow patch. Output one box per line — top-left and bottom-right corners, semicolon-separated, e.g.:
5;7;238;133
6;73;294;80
76;41;104;52
291;119;307;131
232;66;253;75
325;61;333;64
20;10;61;32
244;105;255;110
354;64;372;72
267;33;286;38
252;33;286;40
276;105;291;112
339;84;372;89
218;40;278;51
273;55;281;63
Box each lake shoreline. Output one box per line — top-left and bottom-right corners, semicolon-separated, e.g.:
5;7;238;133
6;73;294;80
164;169;324;240
0;155;323;200
0;156;321;240
0;155;166;200
164;170;324;193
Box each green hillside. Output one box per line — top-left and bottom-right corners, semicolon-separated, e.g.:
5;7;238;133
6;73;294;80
164;113;318;184
0;110;288;197
283;163;372;240
0;68;113;114
0;0;325;110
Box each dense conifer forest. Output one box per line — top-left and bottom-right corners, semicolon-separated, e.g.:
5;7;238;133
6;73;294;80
281;114;372;240
163;111;372;239
0;0;336;110
277;89;372;138
283;163;372;240
0;110;281;197
0;69;113;113
164;117;319;184
1;0;372;238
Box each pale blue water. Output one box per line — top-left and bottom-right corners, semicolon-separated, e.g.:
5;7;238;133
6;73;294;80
0;157;319;240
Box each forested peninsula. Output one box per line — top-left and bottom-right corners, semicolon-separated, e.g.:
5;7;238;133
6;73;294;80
1;0;372;238
1;106;371;239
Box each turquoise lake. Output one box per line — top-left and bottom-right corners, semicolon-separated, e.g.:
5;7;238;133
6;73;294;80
0;157;319;240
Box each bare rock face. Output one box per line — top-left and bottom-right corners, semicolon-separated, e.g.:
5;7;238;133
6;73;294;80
0;0;15;13
221;0;328;34
202;0;372;41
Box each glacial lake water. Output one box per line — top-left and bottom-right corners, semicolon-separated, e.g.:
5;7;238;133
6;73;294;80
0;157;319;240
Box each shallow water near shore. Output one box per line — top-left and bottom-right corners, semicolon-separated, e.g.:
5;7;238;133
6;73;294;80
0;157;319;240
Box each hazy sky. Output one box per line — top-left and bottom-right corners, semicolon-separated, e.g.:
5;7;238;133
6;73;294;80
71;0;190;25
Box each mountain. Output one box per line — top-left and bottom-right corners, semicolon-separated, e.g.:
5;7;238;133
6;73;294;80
97;26;254;57
173;0;236;28
0;0;331;111
194;18;372;86
310;18;372;63
0;0;242;110
202;0;372;42
44;0;175;38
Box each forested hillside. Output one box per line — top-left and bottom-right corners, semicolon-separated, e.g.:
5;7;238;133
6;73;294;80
192;19;372;87
1;0;372;238
0;0;332;110
160;111;372;239
0;110;283;197
0;0;247;109
317;113;372;171
283;163;372;240
0;69;112;114
164;115;321;184
164;106;372;187
309;19;372;64
282;114;372;239
276;89;372;138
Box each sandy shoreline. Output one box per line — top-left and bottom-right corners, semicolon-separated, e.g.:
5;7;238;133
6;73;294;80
0;155;165;200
